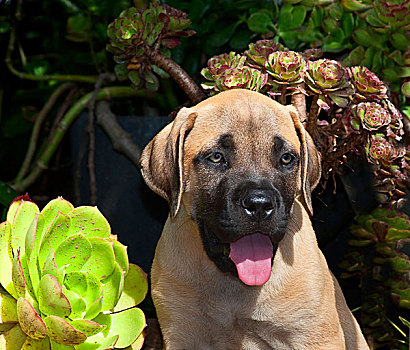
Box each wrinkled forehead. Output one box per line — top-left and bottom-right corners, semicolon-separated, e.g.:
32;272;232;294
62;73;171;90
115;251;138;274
185;91;300;155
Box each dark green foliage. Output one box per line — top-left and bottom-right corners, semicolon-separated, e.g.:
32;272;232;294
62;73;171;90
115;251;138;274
276;0;409;102
164;0;280;75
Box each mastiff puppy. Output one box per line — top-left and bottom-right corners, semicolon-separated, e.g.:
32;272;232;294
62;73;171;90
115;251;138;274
140;89;369;349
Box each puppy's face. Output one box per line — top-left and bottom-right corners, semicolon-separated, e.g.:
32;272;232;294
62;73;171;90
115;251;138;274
140;89;320;286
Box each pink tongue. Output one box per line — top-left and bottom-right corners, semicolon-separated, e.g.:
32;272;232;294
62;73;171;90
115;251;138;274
229;233;273;286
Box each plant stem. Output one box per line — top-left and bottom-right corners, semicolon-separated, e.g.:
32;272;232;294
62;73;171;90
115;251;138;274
96;100;141;166
146;48;206;105
278;86;287;105
306;95;319;136
323;134;366;173
87;73;115;205
12;87;143;192
291;85;307;122
49;87;79;142
6;59;99;83
15;83;75;183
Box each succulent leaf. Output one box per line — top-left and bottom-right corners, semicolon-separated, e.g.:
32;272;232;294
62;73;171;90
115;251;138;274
6;199;24;228
79;237;115;280
0;221;13;295
101;262;125;311
0;321;17;334
8;199;39;257
17;297;47;340
38;274;71;318
129;332;145;350
71;319;105;338
114;64;128;81
144;70;160;91
385;227;410;241
54;233;92;273
0;294;18;322
112;241;129;274
12;249;26;298
82;294;103;320
2;323;27;349
42;250;65;285
75;334;119;350
27;214;46;297
110;308;145;348
114;264;148;312
20;254;35;303
38;213;71;269
64;272;102;309
25;213;45;262
21;336;50;349
93;308;145;349
67;207;111;239
348;239;373;247
128;70;141;87
62;289;86;319
41;197;74;228
44;315;87;346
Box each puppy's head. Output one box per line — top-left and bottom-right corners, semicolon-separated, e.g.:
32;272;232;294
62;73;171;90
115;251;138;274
140;89;320;286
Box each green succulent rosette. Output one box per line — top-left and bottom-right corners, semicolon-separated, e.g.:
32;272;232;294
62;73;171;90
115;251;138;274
265;51;306;85
350;66;387;101
201;52;247;84
106;0;195;91
356;102;391;131
304;59;354;109
367;131;408;207
202;65;267;93
366;134;400;164
245;40;285;68
374;0;410;28
0;196;148;349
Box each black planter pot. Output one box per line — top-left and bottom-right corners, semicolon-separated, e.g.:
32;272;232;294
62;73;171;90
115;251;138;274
71;114;169;274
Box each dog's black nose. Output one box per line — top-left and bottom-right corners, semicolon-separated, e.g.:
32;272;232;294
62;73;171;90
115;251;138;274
241;189;275;220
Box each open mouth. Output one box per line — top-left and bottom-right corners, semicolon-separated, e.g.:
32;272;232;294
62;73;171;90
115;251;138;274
200;223;279;286
229;233;275;286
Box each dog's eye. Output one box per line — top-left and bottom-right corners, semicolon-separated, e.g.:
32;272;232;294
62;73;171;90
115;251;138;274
207;152;225;164
280;153;294;165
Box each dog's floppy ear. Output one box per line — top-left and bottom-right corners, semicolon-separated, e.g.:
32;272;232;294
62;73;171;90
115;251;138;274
287;106;321;216
139;107;197;217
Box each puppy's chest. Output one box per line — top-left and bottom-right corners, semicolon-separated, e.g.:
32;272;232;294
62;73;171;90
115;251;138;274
196;288;312;349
